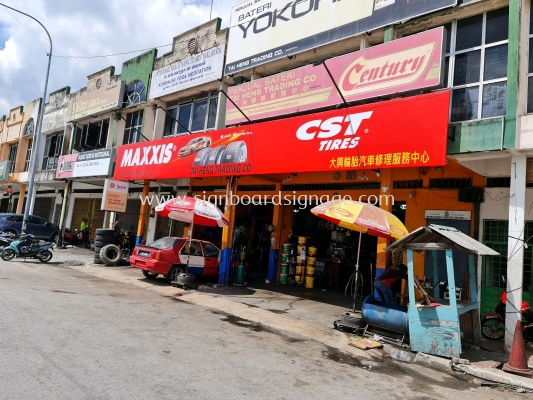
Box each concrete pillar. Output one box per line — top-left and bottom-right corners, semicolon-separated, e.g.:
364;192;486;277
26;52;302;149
16;183;26;214
219;177;237;285
376;169;393;272
267;183;283;283
135;180;150;245
57;181;72;248
505;154;526;351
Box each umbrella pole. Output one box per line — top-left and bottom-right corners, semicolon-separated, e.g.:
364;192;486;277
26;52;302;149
186;220;194;274
353;230;362;312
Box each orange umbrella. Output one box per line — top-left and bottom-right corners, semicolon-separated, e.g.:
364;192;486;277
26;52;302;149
311;200;409;310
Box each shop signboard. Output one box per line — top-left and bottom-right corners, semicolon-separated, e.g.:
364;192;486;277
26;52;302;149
425;210;471;220
225;0;456;74
149;45;225;100
56;148;115;179
66;81;125;122
0;161;11;181
101;179;129;213
114;91;450;181
226;28;445;125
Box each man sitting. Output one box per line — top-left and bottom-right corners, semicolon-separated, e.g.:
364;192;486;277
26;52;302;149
374;264;408;304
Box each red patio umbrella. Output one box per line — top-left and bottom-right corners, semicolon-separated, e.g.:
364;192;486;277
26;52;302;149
155;197;229;272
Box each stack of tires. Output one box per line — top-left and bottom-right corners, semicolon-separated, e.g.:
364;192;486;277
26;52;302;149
94;229;118;266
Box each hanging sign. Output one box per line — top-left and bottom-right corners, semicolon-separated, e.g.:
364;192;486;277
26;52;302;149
101;179;129;213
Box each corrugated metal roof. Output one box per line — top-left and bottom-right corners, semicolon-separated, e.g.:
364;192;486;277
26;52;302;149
384;224;499;256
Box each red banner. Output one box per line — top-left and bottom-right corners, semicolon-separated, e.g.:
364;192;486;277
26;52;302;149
226;28;445;125
114;91;450;181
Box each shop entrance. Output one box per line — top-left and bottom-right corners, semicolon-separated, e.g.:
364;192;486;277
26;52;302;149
72;198;105;242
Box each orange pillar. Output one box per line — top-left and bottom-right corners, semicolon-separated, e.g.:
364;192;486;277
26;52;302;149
135;180;150;245
16;183;26;214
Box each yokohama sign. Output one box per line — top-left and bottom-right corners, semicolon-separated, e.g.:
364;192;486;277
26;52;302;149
226;27;445;125
114;91;450;181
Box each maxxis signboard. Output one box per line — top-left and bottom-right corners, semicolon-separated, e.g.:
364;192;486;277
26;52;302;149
114;91;450;181
225;0;456;75
226;27;445;125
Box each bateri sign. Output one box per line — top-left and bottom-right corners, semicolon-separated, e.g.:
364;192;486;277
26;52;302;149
225;0;456;74
113;91;450;181
226;27;445;125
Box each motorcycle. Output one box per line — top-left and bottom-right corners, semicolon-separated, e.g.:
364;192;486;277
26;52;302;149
0;232;15;250
481;290;533;344
63;227;91;249
1;234;55;263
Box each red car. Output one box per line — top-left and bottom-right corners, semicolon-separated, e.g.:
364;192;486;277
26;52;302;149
130;237;220;282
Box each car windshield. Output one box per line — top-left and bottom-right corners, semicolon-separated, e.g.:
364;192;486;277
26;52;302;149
145;237;178;250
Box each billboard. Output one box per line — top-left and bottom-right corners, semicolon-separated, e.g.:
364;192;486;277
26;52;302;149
114;91;450;181
101;179;129;213
56;148;115;179
225;0;456;74
149;45;225;100
66;82;125;122
226;27;445;125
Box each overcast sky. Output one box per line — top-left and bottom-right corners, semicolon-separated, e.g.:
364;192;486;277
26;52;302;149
0;0;232;117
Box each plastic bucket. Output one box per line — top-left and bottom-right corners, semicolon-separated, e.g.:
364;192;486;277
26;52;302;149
280;274;288;285
280;263;289;274
308;246;317;256
307;257;316;266
306;266;315;277
281;253;290;263
298;236;307;245
297;245;306;254
295;265;303;275
282;244;291;254
297;256;303;264
305;276;315;288
295;275;304;285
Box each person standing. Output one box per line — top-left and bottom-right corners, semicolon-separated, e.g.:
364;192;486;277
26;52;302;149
80;218;88;233
374;263;408;304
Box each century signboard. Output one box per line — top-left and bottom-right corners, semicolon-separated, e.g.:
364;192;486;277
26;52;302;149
114;91;450;181
225;0;456;74
66;81;125;122
56;148;115;179
226;27;445;125
149;45;225;100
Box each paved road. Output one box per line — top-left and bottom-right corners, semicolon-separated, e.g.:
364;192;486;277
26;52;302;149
0;258;526;399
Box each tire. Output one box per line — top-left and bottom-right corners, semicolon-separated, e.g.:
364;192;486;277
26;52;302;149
95;235;115;242
206;146;226;165
93;257;104;265
94;247;104;254
221;141;247;164
481;317;506;340
37;251;53;263
51;232;58;244
84;239;91;249
1;248;16;261
95;229;115;238
2;229;17;237
143;270;159;279
99;244;122;266
166;265;184;283
192;147;211;166
95;240;113;248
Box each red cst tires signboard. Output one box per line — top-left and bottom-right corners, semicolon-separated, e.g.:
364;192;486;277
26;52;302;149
113;91;450;181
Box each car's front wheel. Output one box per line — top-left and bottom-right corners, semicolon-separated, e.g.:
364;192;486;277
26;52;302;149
51;232;58;244
166;265;184;283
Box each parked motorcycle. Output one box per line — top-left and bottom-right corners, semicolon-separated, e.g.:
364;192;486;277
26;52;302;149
0;232;15;249
63;227;91;249
481;290;533;344
116;229;136;251
1;234;55;263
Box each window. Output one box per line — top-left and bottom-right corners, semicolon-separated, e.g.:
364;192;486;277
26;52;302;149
163;91;218;136
445;8;509;122
123;81;146;107
24;138;33;172
3;215;23;222
73;119;109;152
202;243;219;258
180;241;203;256
42;133;63;170
7;143;17;174
28;216;45;225
123;110;144;145
23;119;34;137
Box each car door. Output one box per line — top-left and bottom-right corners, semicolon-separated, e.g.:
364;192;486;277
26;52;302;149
201;242;220;275
179;240;205;275
27;216;47;239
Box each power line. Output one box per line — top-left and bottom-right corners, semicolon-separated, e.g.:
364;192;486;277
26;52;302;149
2;5;46;40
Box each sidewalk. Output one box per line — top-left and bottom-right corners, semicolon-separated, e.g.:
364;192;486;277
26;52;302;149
49;247;533;392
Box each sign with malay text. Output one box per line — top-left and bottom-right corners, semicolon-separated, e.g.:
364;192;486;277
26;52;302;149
225;0;456;74
149;45;225;100
101;179;129;213
66;82;125;122
56;148;115;179
226;28;445;125
114;91;450;181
